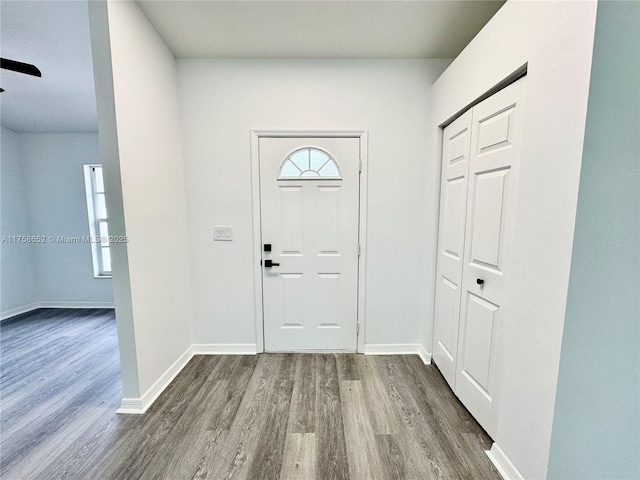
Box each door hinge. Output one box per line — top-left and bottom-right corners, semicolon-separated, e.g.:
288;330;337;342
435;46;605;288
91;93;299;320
357;323;360;335
359;159;363;172
357;245;361;256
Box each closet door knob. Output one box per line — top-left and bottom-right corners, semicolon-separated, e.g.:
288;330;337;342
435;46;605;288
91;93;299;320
476;278;485;285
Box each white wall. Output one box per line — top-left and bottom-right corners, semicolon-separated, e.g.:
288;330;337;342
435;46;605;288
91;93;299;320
1;127;37;317
88;0;140;400
428;1;598;478
548;2;640;478
177;59;450;350
89;0;193;400
20;133;113;306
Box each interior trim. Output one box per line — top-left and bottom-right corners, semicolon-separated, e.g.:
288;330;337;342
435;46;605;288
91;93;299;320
486;443;525;480
250;129;369;354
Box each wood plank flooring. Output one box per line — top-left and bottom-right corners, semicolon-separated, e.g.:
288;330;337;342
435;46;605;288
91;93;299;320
1;309;500;479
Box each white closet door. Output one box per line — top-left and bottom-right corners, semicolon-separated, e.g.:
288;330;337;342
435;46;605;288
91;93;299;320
455;78;526;437
432;77;526;438
432;110;472;386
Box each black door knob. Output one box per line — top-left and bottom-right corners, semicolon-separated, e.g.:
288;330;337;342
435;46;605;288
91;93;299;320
264;259;280;268
477;278;485;285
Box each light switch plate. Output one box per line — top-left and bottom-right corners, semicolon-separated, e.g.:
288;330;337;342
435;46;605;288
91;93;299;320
213;226;233;241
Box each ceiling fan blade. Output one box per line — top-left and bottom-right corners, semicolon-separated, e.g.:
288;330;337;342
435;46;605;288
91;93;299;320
0;58;41;77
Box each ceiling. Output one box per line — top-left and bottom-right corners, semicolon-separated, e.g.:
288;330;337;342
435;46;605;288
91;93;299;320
0;1;98;132
0;0;504;134
137;1;505;59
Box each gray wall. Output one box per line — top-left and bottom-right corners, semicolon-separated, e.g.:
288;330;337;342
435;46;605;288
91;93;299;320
548;1;640;478
21;133;113;305
0;129;113;318
1;127;37;316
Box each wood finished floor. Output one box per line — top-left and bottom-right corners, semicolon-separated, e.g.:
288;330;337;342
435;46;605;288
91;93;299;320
1;309;500;480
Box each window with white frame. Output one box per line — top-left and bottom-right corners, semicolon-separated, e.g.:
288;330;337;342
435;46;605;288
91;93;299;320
278;147;341;180
83;165;112;277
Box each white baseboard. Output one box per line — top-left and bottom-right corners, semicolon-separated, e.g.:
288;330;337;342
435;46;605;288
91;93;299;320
117;344;256;415
117;346;194;415
117;397;145;414
1;302;38;321
364;344;432;365
416;344;432;365
192;343;258;355
486;443;524;480
1;301;115;321
37;301;115;309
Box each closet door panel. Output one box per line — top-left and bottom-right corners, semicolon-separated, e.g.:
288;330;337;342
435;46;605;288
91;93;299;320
432;110;472;387
455;77;526;438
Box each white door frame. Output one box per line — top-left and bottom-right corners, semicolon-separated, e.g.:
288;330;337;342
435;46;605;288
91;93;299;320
250;130;369;353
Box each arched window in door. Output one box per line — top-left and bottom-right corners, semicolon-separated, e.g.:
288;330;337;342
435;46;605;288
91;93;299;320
278;147;341;180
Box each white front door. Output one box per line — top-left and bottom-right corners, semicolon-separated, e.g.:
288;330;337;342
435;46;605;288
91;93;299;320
259;137;360;352
432;78;525;438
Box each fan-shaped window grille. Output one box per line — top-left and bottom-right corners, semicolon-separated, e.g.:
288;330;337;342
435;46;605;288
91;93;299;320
278;148;341;180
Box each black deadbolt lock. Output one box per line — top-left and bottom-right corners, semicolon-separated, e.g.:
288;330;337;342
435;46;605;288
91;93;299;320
264;244;272;252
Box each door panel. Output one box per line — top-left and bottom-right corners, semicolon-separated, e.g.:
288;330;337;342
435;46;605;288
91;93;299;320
455;78;525;437
280;273;304;327
317;186;340;253
476;106;515;153
468;167;510;272
317;273;340;327
280;187;303;253
436;276;459;362
443;176;466;259
432;110;473;385
460;292;499;396
260;137;360;352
